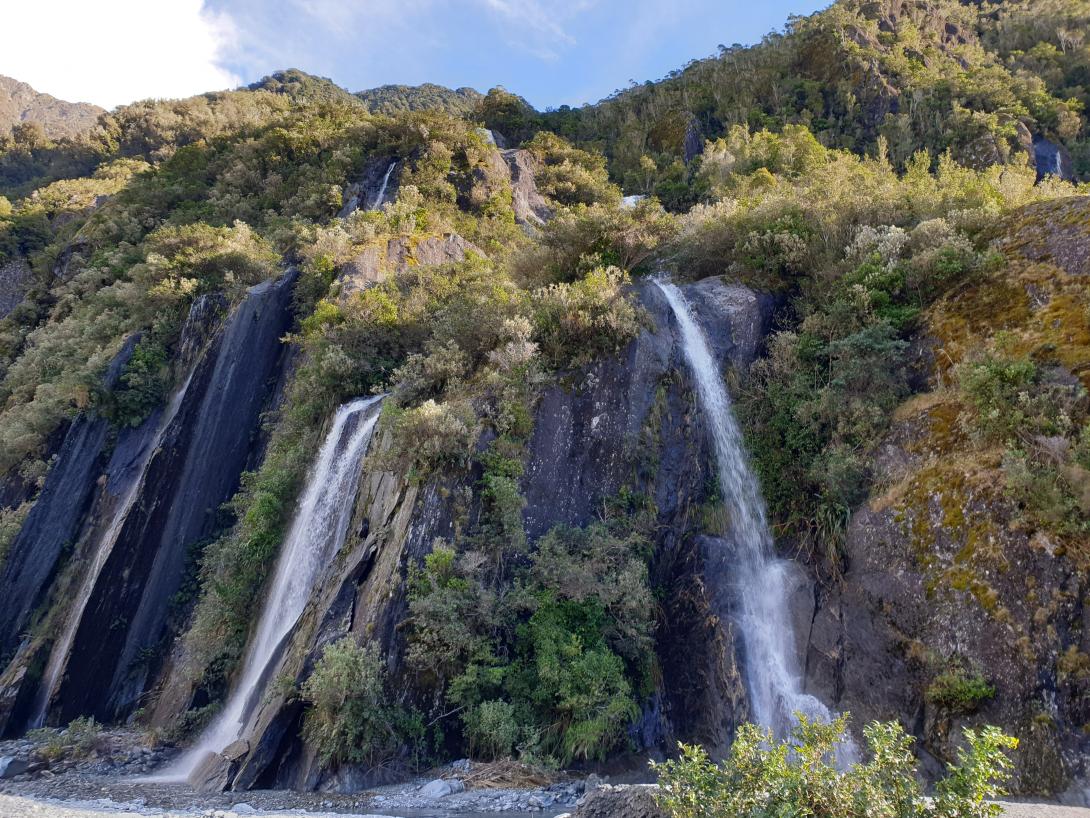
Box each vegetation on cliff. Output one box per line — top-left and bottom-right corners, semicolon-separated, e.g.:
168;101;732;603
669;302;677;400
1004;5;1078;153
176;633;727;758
0;0;1086;793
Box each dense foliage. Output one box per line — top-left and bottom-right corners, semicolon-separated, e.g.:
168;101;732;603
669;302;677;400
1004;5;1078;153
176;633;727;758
655;715;1018;818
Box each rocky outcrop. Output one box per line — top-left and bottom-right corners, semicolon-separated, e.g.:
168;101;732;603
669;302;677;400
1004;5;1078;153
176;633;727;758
801;198;1090;794
501;149;552;226
337;233;483;303
571;784;665;818
0;257;32;318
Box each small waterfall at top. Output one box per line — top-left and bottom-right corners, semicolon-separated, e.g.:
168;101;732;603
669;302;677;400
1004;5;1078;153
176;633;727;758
158;395;384;783
29;371;196;730
370;162;396;210
656;279;853;755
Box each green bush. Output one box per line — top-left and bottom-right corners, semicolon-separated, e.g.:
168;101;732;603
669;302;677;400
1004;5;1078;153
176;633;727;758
532;266;646;369
407;515;656;766
301;637;418;767
957;353;1039;444
464;700;520;760
927;668;996;714
654;715;1017;818
107;335;172;428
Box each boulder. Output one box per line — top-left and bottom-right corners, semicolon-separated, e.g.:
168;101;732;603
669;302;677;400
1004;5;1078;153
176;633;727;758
573;784;665;818
502;149;552;226
0;756;29;779
188;750;235;793
418;777;464;798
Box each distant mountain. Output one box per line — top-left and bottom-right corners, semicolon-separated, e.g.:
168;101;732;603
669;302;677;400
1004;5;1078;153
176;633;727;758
246;71;482;118
0;75;103;139
354;83;482;116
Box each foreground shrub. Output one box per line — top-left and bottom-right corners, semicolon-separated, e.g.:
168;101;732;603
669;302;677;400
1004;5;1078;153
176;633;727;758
654;714;1017;818
301;637;419;768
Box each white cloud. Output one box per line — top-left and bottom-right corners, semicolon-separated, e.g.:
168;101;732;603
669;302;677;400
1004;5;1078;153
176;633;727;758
0;0;241;109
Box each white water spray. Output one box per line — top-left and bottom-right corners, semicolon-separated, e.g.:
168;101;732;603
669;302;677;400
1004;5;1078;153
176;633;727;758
157;395;384;782
30;373;196;729
370;163;396;210
656;279;851;750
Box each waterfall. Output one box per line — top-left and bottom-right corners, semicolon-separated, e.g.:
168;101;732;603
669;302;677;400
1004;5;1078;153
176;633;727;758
29;372;195;729
656;279;850;748
159;395;384;783
370;162;396;210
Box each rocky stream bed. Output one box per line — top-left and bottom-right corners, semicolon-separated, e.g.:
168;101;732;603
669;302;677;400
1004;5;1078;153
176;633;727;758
0;728;1088;818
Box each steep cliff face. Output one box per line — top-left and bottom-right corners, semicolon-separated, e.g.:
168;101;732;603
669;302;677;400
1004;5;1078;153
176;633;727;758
803;197;1090;795
154;276;779;791
0;272;297;733
0;335;138;665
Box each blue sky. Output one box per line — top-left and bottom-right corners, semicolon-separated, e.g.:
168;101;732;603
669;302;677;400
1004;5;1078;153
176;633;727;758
212;0;828;108
3;0;827;110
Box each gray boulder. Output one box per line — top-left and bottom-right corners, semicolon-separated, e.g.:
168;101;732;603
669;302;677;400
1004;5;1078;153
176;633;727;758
0;756;28;779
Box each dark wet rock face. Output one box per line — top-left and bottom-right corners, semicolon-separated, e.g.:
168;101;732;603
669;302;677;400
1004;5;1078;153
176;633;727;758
0;335;139;665
517;278;771;756
1033;136;1075;183
0;275;298;728
683;118;704;163
34;273;296;724
171;275;777;788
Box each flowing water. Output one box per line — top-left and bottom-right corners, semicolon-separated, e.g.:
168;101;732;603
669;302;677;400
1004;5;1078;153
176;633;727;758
371;162;396;210
29;372;196;729
656;279;851;748
160;395;384;782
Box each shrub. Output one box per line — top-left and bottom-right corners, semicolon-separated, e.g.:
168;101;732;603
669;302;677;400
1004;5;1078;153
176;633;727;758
301;637;417;767
388;398;477;476
524;132;619;208
106;335;172;428
531;266;645;369
927;667;996;714
28;716;106;761
464;700;520;760
957;353;1039;444
654;715;1017;818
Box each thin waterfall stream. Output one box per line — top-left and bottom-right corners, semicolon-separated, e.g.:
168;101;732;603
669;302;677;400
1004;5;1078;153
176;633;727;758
370;162;396;210
656;279;851;750
158;395;384;783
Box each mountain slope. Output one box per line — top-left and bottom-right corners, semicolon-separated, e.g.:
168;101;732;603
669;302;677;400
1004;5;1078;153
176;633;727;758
0;76;102;139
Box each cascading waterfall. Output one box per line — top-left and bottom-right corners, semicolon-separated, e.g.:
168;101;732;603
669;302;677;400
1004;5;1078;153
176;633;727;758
159;395;384;783
29;371;196;730
370;162;396;210
656;279;851;750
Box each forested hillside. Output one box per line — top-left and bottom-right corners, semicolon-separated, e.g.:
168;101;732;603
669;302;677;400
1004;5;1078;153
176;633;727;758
0;0;1086;803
